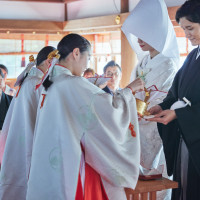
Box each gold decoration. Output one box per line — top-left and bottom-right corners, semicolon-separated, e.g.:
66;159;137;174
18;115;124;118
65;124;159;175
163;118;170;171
136;88;151;117
29;55;35;62
115;15;120;25
48;50;60;60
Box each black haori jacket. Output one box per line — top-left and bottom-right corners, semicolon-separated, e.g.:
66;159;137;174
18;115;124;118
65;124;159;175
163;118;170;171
157;47;200;200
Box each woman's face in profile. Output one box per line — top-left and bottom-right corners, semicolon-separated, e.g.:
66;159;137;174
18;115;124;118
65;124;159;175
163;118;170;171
74;50;91;76
180;17;200;46
137;38;155;52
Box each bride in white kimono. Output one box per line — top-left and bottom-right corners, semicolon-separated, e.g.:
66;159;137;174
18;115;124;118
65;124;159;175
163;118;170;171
26;33;144;200
0;46;56;200
122;0;180;199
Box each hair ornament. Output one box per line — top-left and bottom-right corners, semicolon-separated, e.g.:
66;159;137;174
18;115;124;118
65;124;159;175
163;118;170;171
29;55;35;62
48;50;60;60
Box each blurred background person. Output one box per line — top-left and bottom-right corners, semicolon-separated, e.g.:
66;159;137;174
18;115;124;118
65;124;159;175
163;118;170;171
102;60;122;95
0;69;12;132
0;64;16;96
83;68;95;78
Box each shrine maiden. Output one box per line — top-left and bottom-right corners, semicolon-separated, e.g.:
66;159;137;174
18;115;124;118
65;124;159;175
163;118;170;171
0;46;56;200
26;33;144;200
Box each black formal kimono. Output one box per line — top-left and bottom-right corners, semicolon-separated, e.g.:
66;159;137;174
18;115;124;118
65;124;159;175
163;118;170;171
158;47;200;200
0;92;12;130
102;86;112;95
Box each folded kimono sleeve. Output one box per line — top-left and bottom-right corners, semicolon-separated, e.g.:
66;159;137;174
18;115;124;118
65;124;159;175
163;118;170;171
83;88;140;190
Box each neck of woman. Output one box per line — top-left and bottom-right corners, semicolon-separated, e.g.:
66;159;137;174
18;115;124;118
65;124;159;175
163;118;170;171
58;60;74;74
37;65;47;74
149;49;159;59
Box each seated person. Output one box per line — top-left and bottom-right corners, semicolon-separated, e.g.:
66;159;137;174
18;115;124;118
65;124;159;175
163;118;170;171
0;64;16;96
83;68;95;78
102;60;121;95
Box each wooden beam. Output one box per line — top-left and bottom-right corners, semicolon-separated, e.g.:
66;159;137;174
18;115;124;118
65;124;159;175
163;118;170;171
0;0;80;2
174;26;185;37
0;0;63;2
63;0;80;2
64;2;68;21
121;31;137;88
168;6;180;21
0;6;181;35
0;52;38;55
121;0;129;13
171;20;179;27
68;27;120;35
0;19;63;34
63;13;129;32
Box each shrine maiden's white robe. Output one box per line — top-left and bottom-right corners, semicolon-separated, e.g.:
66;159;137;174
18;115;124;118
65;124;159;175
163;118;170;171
0;67;44;200
26;64;140;200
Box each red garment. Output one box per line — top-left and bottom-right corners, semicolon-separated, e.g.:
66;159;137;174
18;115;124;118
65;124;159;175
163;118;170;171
84;163;109;200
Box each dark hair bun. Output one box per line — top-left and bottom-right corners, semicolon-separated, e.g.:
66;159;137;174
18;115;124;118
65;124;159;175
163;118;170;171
36;46;56;66
57;33;91;60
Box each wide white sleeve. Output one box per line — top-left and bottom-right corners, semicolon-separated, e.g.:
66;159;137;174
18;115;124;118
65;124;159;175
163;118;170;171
83;88;140;190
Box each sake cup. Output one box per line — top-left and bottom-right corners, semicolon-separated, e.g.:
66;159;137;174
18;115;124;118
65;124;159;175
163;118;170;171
136;98;150;117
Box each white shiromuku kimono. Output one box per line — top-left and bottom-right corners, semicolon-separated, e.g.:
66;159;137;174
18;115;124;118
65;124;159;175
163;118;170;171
122;0;180;199
132;53;177;176
26;64;140;200
0;67;44;200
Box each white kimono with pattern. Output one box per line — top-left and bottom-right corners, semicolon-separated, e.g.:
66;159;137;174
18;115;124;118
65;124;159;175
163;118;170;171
26;64;140;200
131;54;177;200
0;67;44;200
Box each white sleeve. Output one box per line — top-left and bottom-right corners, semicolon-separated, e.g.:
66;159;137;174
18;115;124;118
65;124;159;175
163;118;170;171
83;88;140;189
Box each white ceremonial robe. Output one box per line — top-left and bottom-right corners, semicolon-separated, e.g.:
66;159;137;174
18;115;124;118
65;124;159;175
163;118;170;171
0;67;44;200
131;54;177;200
26;64;140;200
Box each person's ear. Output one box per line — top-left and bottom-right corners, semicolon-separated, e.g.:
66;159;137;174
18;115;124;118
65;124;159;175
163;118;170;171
43;59;51;68
72;48;80;61
45;59;52;65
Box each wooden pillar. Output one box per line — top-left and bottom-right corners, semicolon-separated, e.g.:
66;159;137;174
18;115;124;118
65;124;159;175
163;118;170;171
121;0;129;13
120;0;137;88
120;32;137;88
64;2;68;21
